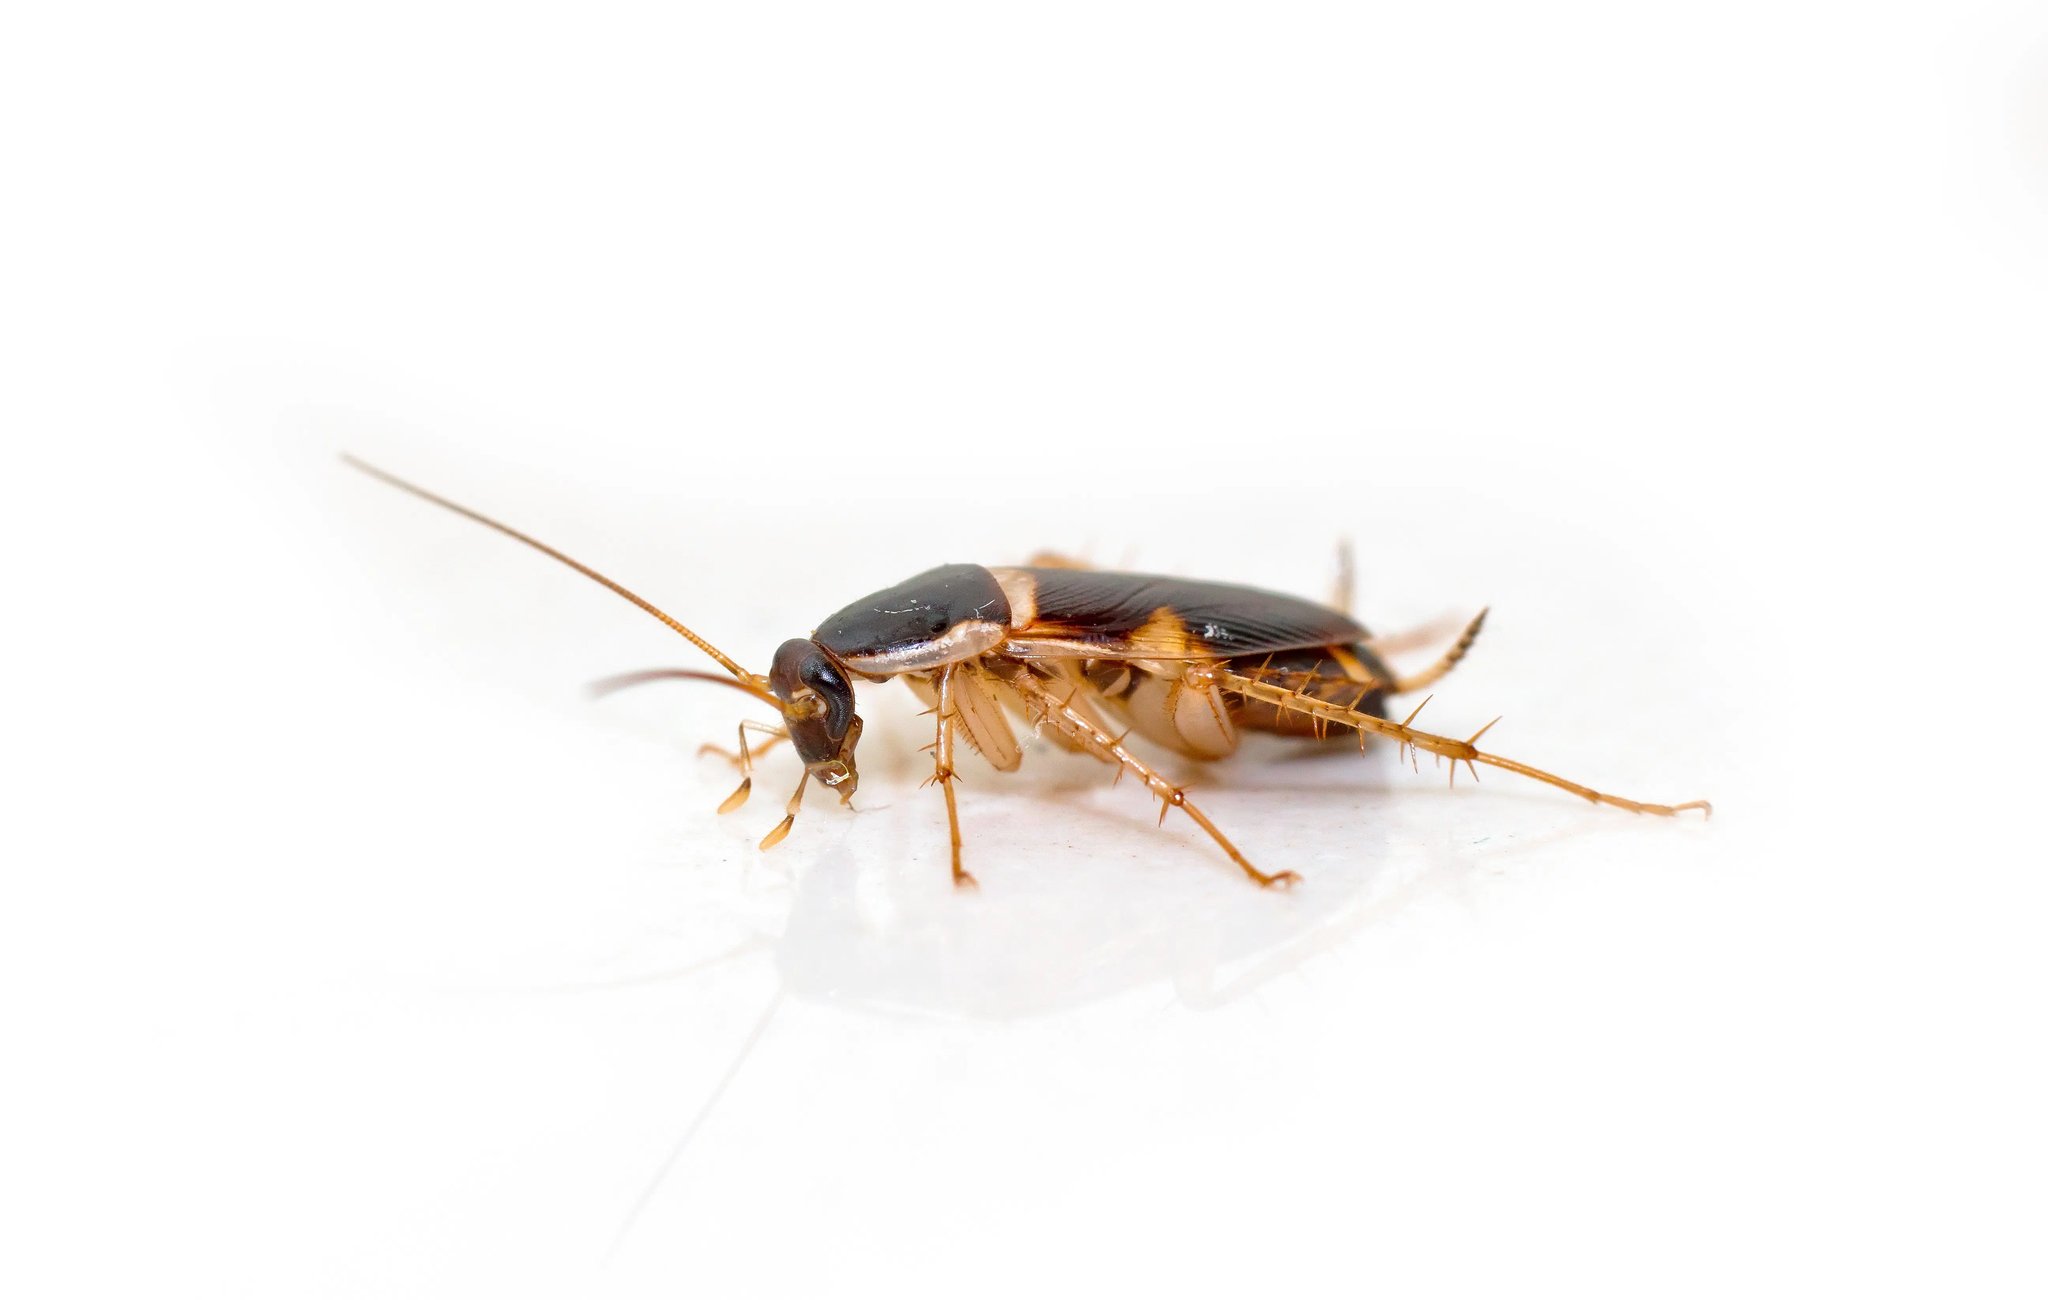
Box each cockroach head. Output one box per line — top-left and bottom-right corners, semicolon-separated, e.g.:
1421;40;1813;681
768;638;862;799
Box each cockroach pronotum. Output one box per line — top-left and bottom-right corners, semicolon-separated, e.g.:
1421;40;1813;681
344;456;1709;890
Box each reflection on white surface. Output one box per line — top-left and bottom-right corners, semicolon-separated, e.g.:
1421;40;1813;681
573;725;1723;1266
563;662;1716;1022
757;765;1663;1019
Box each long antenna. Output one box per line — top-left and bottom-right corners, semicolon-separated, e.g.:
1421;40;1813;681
342;455;776;704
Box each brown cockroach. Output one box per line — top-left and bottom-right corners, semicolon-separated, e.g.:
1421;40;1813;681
344;456;1709;890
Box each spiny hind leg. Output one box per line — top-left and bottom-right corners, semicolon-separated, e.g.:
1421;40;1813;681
997;665;1299;890
1364;608;1482;660
1389;608;1489;695
1216;668;1711;818
920;664;976;889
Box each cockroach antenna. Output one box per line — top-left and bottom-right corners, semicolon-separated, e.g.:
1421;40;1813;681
340;455;779;709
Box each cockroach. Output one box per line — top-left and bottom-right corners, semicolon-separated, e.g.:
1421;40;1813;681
344;456;1709;890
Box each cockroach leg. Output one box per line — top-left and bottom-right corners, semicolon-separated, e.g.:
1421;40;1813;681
1330;538;1357;616
1024;550;1093;570
1363;610;1475;659
1215;669;1711;818
758;771;808;851
699;720;789;814
696;722;789;770
925;665;977;889
1389;607;1489;695
998;666;1300;890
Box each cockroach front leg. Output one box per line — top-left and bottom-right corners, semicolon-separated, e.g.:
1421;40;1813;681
997;665;1299;890
924;664;977;889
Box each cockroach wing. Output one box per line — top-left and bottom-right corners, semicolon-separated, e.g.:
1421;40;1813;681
991;567;1369;661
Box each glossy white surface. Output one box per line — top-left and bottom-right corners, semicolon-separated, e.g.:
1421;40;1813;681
6;3;2042;1296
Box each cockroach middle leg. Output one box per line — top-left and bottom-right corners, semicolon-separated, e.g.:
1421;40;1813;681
1215;669;1711;817
924;664;977;889
998;666;1300;890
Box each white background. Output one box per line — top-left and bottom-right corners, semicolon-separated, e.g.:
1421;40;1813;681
4;3;2044;1296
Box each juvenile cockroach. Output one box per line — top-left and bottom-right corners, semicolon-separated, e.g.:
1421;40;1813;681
344;456;1709;889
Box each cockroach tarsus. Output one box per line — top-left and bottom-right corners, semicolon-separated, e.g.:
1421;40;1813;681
343;456;1710;891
